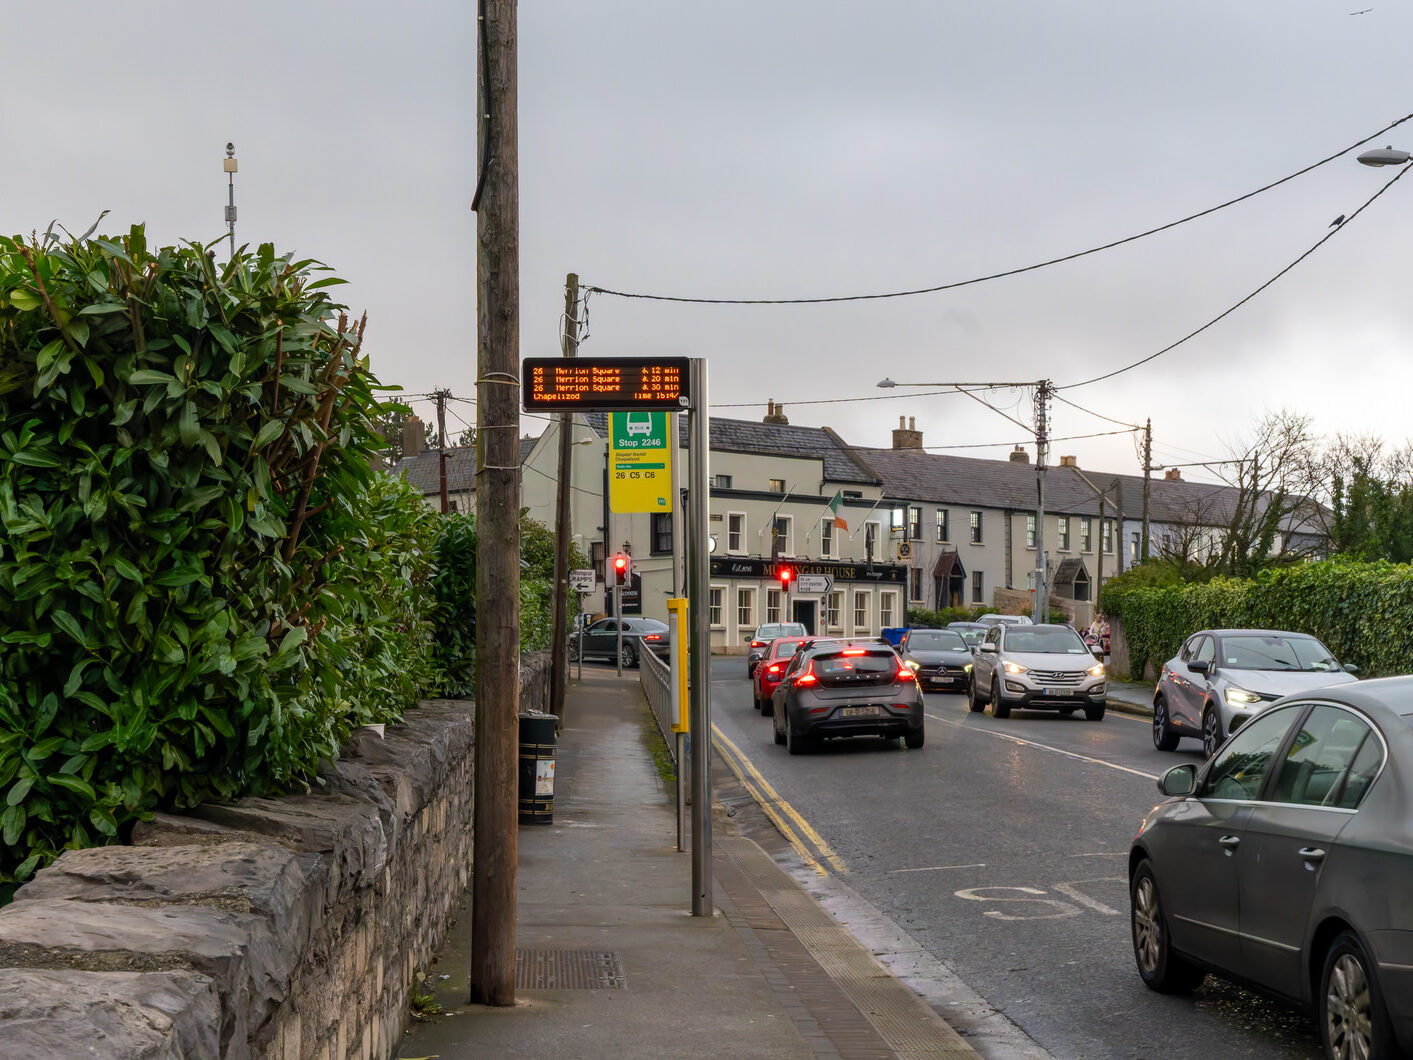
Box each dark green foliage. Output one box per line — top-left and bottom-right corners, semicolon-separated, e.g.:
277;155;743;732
431;511;586;697
0;225;440;886
1103;559;1413;679
1330;461;1413;563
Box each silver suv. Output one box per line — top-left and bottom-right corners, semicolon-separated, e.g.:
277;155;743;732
968;623;1106;720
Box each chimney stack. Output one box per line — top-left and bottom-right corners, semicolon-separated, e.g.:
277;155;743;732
1165;467;1182;481
1009;445;1030;464
763;399;789;425
402;415;425;459
891;415;923;450
1059;455;1077;468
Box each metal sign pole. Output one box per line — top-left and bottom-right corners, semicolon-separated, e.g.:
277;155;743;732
686;358;712;916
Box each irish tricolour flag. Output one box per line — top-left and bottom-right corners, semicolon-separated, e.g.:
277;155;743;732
828;490;848;531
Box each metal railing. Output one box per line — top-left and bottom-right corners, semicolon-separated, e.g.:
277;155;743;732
639;647;677;763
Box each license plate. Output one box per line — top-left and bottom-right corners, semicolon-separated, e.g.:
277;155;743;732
840;706;882;717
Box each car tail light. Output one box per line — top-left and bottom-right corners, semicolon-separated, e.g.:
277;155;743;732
751;640;765;649
643;634;662;642
896;664;916;682
842;649;867;656
794;662;818;687
767;663;783;674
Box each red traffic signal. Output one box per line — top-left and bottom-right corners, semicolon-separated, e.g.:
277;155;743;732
611;553;631;587
778;566;794;591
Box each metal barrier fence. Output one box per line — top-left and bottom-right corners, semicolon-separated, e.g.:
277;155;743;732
639;646;676;763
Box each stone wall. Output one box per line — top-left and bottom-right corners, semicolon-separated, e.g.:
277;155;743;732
0;652;550;1059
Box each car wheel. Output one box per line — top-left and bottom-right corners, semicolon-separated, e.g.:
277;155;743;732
620;643;638;669
1152;695;1181;751
968;674;986;713
1084;702;1106;721
991;677;1011;719
1131;859;1204;994
904;726;924;749
785;711;809;755
1319;930;1396;1060
567;639;580;662
1202;706;1224;758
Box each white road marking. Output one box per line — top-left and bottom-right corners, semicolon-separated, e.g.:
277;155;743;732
1053;879;1125;916
886;863;987;874
926;710;1161;780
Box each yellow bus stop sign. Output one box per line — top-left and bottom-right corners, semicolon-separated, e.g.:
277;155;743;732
609;411;674;513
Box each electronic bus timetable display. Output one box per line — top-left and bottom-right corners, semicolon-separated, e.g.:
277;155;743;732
521;357;691;412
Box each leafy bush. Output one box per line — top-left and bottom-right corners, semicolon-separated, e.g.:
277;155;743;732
1103;559;1413;678
0;225;439;886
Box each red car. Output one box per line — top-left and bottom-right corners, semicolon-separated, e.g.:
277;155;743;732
753;636;811;714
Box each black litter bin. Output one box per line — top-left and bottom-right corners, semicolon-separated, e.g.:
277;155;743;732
518;712;558;825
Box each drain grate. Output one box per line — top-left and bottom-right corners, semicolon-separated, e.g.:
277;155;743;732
514;949;626;991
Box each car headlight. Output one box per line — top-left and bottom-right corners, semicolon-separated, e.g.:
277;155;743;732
1087;662;1105;677
1003;661;1028;675
964;662;972;672
1224;686;1262;707
904;658;920;670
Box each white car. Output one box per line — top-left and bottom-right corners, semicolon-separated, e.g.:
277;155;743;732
968;623;1107;720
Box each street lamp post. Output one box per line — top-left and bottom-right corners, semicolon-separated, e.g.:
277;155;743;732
1357;146;1412;167
223;143;238;259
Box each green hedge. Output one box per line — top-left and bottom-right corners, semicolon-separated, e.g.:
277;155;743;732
1102;560;1413;678
0;226;441;887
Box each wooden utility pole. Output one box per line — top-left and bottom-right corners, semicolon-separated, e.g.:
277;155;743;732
470;0;519;1008
1140;418;1153;564
435;388;452;514
549;274;579;723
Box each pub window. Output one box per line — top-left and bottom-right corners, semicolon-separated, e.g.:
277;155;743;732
714;474;732;489
825;591;844;631
709;586;724;627
765;588;782;624
865;522;879;560
727;512;745;553
909;567;923;602
820;518;834;558
768;478;786;494
737;588;755;630
771;515;793;557
853;591;870;632
879;591;897;629
650;512;673;555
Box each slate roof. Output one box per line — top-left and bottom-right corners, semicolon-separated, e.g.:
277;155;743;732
389;446;478;495
583;412;879;486
853;446;1324;535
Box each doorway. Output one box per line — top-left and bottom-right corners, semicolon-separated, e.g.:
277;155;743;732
792;599;817;635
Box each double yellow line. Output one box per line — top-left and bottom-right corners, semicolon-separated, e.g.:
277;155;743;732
711;725;847;877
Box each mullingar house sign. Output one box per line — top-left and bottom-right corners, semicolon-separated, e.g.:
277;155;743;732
709;557;905;584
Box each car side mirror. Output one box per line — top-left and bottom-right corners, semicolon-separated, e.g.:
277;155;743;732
1189;659;1211;675
1091;647;1104;658
1343;662;1360;675
1158;764;1197;797
979;644;997;653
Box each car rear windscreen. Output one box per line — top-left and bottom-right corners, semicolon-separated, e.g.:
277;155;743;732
813;650;898;686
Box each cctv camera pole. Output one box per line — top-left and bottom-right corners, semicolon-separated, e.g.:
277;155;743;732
223;144;238;260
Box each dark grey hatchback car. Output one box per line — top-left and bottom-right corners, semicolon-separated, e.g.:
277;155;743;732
1129;677;1413;1059
770;639;924;754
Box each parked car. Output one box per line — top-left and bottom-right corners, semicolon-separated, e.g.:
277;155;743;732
977;613;1031;627
1129;678;1413;1058
946;621;991;647
568;617;670;668
770;639;924;753
746;621;808;676
1152;629;1359;756
898;628;974;693
968;623;1106;720
752;635;810;713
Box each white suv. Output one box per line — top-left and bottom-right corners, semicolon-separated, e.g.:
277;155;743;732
968;623;1106;720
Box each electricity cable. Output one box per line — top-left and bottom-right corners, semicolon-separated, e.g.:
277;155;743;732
582;114;1411;306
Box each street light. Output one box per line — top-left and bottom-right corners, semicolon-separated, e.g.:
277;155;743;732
1357;146;1412;167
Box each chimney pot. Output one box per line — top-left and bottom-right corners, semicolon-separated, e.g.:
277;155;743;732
1059;455;1077;468
1165;467;1182;481
402;416;424;458
1009;445;1029;464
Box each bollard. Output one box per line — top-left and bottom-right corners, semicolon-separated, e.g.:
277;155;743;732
518;712;559;825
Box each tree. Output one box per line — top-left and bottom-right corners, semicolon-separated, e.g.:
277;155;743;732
374;408;436;463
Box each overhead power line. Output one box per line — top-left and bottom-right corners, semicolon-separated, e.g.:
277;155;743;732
582;113;1411;306
1060;159;1413;390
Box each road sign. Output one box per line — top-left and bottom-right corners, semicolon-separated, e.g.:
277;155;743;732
609;411;674;513
569;569;594;593
795;574;832;594
522;356;690;412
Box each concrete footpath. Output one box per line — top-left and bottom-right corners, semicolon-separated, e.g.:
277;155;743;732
397;669;980;1060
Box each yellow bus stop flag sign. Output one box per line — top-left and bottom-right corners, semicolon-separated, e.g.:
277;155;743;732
609;411;674;513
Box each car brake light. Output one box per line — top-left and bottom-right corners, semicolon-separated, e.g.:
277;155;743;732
767;664;782;674
794;662;818;687
643;634;662;642
751;640;765;648
841;649;867;656
896;665;916;682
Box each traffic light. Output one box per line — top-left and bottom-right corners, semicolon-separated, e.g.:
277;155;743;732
611;553;630;588
778;566;794;593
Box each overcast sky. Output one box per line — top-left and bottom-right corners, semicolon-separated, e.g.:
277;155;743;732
9;2;1413;486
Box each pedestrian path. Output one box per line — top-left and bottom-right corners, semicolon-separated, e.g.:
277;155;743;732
397;668;981;1060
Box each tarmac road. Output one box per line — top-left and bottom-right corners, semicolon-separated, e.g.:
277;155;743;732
710;656;1324;1060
